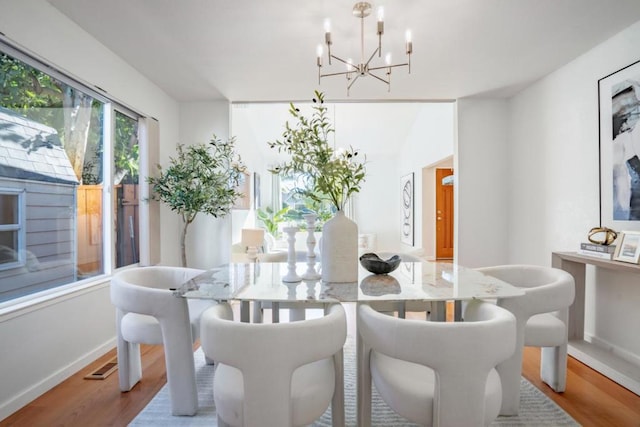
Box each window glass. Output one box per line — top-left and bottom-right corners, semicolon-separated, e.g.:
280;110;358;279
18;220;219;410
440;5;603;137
0;47;124;302
0;231;18;264
114;111;139;268
279;172;334;231
0;194;17;223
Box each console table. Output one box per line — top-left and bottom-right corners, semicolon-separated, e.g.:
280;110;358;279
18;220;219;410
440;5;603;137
552;251;640;395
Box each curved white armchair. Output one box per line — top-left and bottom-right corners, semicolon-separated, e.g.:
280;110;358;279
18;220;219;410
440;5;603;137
476;264;575;416
201;302;347;427
358;300;516;426
110;266;214;416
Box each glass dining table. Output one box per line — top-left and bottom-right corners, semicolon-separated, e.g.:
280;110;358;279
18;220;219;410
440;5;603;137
174;260;524;427
174;260;524;322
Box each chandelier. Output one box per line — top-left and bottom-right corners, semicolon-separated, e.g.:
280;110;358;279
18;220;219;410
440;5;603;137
316;2;413;95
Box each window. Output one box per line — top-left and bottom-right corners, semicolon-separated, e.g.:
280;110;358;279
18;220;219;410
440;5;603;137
0;42;142;303
0;190;24;269
278;172;334;230
114;111;139;268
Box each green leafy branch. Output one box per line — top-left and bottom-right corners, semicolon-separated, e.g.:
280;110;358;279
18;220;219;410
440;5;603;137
268;90;366;211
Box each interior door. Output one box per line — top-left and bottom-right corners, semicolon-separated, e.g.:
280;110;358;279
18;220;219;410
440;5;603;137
436;168;454;259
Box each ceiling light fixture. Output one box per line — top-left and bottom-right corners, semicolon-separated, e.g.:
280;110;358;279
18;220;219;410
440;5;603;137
316;2;413;96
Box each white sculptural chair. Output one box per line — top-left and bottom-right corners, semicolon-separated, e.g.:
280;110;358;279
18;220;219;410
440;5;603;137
358;300;516;426
476;264;575;416
110;266;214;416
200;302;347;427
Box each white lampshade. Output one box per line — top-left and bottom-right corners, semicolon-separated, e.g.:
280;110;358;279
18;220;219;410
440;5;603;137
241;228;265;248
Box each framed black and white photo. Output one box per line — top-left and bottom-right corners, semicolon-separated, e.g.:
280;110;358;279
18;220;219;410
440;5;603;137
401;173;414;246
598;59;640;232
613;231;640;264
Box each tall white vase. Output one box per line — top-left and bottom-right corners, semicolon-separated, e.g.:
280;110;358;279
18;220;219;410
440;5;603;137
321;210;358;283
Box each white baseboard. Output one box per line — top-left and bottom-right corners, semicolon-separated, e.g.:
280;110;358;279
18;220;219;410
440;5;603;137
585;333;640;367
0;337;116;422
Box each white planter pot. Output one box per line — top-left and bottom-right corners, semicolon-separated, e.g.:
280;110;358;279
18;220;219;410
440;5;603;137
321;210;358;283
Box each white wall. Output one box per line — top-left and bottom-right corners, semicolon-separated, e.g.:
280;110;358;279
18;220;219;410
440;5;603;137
175;102;233;269
0;0;180;420
354;151;400;251
508;21;640;364
455;99;510;267
395;103;456;254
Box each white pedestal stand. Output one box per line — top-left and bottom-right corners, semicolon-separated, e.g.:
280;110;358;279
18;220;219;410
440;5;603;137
301;213;321;280
282;226;301;283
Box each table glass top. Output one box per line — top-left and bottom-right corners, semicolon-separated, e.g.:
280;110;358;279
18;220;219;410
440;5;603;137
174;261;523;303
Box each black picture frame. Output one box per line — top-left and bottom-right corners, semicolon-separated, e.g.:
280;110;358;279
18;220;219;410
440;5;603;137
598;59;640;232
401;172;414;246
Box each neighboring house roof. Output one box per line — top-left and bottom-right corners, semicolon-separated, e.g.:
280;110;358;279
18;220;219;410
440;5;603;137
0;107;78;185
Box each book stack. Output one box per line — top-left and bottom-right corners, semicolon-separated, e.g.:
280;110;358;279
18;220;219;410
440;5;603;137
578;242;616;260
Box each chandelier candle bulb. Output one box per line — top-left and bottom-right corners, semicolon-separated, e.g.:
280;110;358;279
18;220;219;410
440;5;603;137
316;45;323;70
324;18;331;33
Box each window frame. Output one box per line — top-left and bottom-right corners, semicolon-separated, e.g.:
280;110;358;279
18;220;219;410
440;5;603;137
0;37;147;308
0;188;26;271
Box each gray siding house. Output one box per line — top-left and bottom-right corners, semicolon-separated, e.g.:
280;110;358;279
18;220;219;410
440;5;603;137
0;107;78;302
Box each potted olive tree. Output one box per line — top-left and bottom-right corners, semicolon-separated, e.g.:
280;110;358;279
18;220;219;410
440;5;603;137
268;90;366;282
148;135;246;267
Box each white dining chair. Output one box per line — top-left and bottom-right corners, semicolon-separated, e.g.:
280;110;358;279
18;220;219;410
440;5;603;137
110;266;215;416
200;302;347;427
476;264;575;415
358;300;516;426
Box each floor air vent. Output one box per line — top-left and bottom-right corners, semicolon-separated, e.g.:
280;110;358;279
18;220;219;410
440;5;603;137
84;358;118;380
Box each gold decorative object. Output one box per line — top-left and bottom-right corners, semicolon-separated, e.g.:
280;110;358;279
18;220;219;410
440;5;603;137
588;227;618;246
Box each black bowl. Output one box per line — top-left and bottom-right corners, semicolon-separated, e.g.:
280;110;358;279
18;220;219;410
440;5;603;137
359;252;401;274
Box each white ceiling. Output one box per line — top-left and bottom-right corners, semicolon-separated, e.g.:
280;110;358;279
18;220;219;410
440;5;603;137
48;0;640;103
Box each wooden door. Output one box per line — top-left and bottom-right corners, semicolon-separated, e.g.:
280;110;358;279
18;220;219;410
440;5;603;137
436;168;454;259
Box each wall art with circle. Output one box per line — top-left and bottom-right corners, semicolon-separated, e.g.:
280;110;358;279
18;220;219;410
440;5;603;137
401;172;414;246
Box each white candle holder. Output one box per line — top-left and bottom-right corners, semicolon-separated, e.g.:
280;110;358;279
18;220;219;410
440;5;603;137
301;213;320;280
282;226;301;283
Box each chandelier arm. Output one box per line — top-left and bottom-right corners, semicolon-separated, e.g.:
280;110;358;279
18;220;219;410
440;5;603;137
329;55;352;67
347;74;361;91
320;70;355;78
367;71;389;85
368;62;409;72
364;47;380;68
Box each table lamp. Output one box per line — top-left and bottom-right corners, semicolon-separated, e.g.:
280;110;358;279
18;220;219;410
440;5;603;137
241;228;265;262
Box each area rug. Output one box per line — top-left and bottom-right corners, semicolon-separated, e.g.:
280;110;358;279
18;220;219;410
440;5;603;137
130;342;580;426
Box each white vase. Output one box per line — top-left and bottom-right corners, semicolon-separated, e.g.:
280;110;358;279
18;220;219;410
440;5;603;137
321;210;358;283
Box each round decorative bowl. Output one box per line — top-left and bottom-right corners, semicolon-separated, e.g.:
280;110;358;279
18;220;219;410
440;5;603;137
359;252;401;275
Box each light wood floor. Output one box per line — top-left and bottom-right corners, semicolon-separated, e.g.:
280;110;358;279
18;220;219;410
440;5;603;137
2;306;640;426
